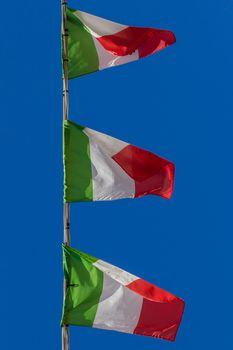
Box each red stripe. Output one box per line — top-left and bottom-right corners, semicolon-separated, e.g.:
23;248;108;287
97;26;176;57
112;144;175;199
127;279;185;341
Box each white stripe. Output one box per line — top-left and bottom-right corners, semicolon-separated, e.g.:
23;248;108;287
84;127;128;157
93;37;139;70
88;141;135;200
83;128;135;201
73;10;127;38
93;274;143;334
93;259;138;286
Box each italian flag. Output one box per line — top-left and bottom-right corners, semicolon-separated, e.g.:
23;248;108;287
63;120;175;202
61;245;185;341
66;8;176;78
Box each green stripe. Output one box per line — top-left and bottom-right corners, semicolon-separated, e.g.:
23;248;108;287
61;245;103;327
66;8;99;79
63;120;93;202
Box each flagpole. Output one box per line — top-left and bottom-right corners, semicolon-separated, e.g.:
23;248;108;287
62;1;70;350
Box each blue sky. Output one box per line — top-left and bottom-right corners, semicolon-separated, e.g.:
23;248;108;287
2;0;233;349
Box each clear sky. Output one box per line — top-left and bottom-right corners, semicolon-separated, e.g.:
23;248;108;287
2;0;233;349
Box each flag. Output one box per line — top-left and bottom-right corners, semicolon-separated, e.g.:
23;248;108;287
63;120;175;202
61;245;185;341
66;8;176;78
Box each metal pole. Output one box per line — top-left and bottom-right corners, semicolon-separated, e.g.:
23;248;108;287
62;1;70;350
